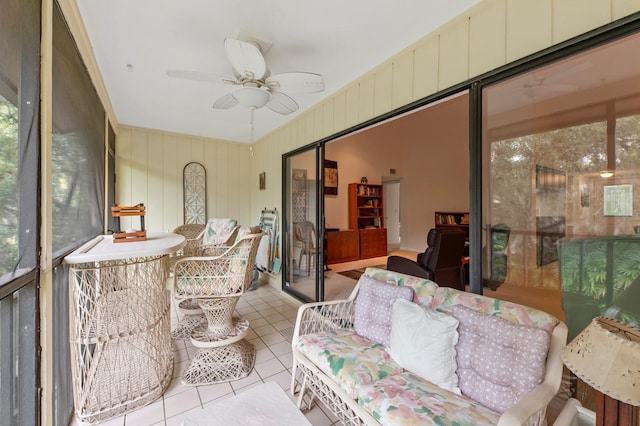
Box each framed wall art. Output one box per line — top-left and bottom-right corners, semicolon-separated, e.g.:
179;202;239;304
259;172;266;190
324;160;338;195
603;184;633;216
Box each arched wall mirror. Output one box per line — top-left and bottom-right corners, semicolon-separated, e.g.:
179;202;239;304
183;162;207;224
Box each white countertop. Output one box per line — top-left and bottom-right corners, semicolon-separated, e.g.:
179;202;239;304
64;232;186;264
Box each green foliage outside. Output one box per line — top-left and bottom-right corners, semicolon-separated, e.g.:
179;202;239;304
490;116;640;230
0;95;18;277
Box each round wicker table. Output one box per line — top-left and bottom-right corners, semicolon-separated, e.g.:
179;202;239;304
64;232;186;424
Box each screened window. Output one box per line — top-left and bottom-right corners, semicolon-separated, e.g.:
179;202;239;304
0;0;41;424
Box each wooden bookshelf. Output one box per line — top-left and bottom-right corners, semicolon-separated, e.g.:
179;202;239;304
348;183;384;229
434;211;469;240
349;183;387;259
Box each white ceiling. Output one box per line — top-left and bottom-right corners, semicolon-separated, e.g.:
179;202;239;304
75;0;481;143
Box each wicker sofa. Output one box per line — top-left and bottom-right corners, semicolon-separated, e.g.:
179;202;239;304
291;267;568;426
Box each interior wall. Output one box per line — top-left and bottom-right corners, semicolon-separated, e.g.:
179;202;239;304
116;126;252;232
325;93;469;252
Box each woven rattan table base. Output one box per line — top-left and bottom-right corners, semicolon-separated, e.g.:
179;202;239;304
182;339;256;385
190;317;250;348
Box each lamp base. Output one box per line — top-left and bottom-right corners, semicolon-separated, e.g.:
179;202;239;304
596;391;638;426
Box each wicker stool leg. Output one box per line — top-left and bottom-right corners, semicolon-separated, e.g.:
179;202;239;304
181;339;256;385
190;297;249;348
171;299;206;340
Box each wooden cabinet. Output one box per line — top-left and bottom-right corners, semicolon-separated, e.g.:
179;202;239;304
326;230;360;264
435;211;469;240
359;228;388;259
348;183;384;229
346;183;388;260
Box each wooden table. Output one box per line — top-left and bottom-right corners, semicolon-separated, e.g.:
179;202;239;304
64;232;185;423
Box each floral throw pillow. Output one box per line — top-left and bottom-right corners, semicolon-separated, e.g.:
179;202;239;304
354;275;413;347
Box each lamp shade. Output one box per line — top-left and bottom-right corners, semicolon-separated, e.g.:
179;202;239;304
561;317;640;406
232;87;271;108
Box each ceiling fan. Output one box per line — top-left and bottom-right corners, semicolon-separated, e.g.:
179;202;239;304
167;38;325;115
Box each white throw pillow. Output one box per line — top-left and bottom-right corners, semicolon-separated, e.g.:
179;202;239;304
389;298;461;394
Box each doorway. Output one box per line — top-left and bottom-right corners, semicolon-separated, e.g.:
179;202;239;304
383;180;401;251
282;92;470;302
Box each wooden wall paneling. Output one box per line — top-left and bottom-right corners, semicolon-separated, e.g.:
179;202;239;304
345;84;360;128
553;0;612;44
413;36;439;100
130;129;149;231
506;0;553;62
297;112;307;146
176;135;191;225
392;49;414;109
215;142;229;217
116;128;132;211
333;90;346;133
227;143;242;224
146;131;164;232
613;0;640;19
162;133;179;229
374;63;393;117
323;99;335;137
438;18;470;90
314;106;324;142
304;111;315;145
469;0;506;77
358;73;375;122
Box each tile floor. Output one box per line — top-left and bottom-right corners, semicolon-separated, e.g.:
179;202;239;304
73;284;339;426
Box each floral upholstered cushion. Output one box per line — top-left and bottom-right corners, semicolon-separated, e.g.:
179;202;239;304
431;287;559;334
202;218;238;246
295;329;403;399
357;372;500;426
453;305;551;413
363;267;438;306
354;275;414;347
389;299;460;394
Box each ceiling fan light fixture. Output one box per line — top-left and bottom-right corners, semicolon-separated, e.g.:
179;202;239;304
600;170;614;178
232;87;271;109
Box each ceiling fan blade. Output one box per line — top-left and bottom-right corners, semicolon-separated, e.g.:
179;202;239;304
212;93;238;110
266;72;325;93
266;92;299;115
167;69;238;85
224;38;266;80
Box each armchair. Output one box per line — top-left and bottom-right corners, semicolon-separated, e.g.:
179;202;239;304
416;227;466;290
170;232;263;385
294;221;317;276
173;223;206;256
171;218;239;339
386;255;432;279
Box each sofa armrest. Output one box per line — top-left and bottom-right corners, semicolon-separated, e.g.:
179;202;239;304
497;383;557;426
498;320;569;426
292;295;358;346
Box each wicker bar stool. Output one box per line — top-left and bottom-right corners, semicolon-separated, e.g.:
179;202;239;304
170;231;263;385
171;220;239;339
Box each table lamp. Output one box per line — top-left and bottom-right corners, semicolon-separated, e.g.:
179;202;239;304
561;317;640;426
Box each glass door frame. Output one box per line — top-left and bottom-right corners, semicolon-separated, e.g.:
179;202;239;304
471;16;640;295
282;143;325;302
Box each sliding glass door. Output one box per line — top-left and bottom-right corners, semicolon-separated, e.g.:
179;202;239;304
283;145;324;302
481;32;640;340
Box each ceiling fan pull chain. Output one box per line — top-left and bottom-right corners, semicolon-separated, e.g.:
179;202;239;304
250;107;255;143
